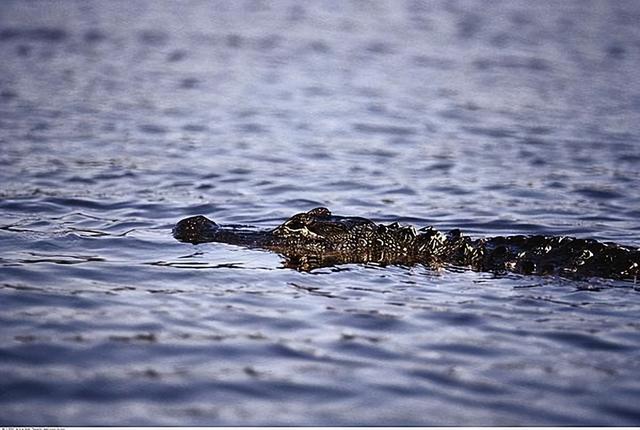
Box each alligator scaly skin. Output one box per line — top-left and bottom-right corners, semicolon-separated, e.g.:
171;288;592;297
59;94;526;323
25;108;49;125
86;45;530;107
173;207;640;280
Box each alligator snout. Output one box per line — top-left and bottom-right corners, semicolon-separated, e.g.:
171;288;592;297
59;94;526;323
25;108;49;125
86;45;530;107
173;215;219;244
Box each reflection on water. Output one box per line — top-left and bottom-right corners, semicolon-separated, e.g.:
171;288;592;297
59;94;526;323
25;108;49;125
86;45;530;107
1;0;640;426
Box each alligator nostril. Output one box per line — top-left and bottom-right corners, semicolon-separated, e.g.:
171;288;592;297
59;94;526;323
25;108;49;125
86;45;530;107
173;215;218;243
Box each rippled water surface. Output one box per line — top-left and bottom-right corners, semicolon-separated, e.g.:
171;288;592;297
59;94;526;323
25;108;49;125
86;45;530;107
2;0;640;425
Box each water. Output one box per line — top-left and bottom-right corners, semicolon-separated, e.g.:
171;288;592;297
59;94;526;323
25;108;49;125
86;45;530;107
1;0;640;425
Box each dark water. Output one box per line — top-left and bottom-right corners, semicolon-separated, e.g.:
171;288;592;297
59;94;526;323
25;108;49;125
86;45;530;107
2;0;640;425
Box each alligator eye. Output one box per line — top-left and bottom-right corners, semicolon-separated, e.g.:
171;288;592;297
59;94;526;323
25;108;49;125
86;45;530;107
284;219;306;230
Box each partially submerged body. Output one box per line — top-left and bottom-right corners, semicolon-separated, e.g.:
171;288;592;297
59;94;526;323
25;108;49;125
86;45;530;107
173;207;640;280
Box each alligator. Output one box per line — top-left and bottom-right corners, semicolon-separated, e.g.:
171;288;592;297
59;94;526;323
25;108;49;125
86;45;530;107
173;207;640;281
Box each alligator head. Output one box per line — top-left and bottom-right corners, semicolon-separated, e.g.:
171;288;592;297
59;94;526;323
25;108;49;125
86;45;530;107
173;207;405;269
